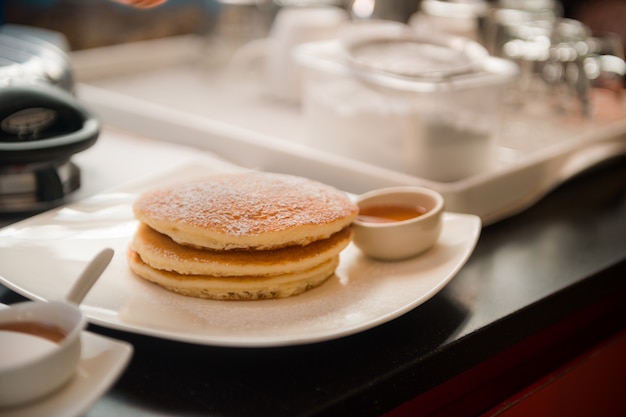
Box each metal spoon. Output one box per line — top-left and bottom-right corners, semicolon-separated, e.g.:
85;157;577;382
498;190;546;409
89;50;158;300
65;248;114;305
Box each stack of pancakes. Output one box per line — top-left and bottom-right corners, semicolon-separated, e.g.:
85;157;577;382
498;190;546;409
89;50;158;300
127;171;358;300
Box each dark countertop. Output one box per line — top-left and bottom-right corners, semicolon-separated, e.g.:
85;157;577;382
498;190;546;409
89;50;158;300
1;155;625;417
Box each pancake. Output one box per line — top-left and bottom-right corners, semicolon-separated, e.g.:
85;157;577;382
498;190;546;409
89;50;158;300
128;249;339;300
129;171;357;300
132;171;359;250
131;223;352;277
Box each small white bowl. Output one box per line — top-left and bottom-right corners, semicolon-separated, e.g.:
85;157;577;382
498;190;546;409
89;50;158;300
351;186;444;261
0;300;86;407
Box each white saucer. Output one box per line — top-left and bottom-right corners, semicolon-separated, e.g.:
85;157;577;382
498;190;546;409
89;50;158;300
0;327;132;417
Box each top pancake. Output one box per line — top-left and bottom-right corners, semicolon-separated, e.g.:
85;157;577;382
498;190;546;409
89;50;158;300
132;171;359;250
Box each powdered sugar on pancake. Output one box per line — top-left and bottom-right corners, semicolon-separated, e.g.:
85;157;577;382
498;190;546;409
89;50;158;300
132;172;358;250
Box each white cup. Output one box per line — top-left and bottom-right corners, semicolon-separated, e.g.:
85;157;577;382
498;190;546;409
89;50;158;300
265;6;348;102
352;186;445;261
409;0;490;44
0;301;86;407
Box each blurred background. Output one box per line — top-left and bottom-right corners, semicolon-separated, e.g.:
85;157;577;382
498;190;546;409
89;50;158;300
0;0;624;56
1;0;220;50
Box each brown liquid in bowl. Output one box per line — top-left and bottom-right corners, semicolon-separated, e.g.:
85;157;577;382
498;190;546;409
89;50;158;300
0;321;66;343
357;204;427;223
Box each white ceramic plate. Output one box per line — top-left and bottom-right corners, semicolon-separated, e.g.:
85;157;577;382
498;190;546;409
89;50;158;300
0;162;481;347
0;319;132;417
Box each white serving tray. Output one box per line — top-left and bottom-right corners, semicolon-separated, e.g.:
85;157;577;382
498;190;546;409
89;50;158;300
71;35;626;225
